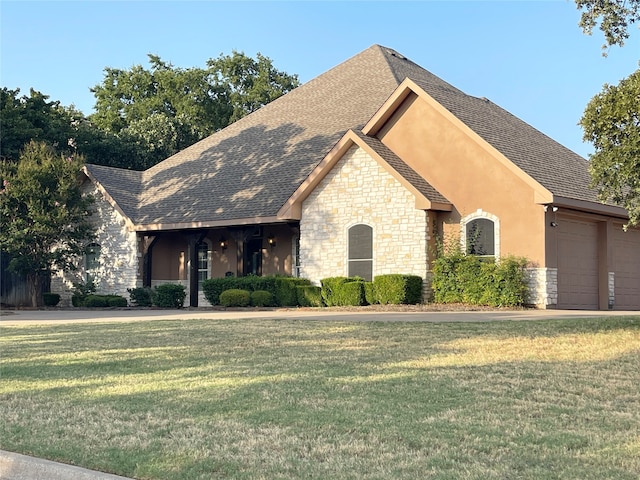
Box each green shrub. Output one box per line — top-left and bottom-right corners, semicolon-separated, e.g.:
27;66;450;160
84;295;108;308
374;274;423;305
152;283;186;308
274;277;311;306
203;275;311;307
364;282;377;305
297;285;323;307
71;280;96;307
43;293;60;307
432;254;529;307
220;289;251;307
127;287;152;307
106;295;128;307
338;280;366;306
251;290;273;307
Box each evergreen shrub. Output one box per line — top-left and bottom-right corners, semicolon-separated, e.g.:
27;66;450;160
432;254;529;307
250;290;273;307
43;293;60;307
320;277;366;306
374;274;423;305
127;287;153;307
220;289;251;307
152;283;186;308
296;285;323;307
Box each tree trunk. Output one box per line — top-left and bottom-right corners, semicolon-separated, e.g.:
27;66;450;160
27;271;43;308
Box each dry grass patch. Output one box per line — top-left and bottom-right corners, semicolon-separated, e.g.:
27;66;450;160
1;316;639;479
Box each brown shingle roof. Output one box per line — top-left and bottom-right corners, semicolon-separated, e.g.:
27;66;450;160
88;44;600;229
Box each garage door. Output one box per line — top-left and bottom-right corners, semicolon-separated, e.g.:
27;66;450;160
613;225;640;310
557;217;599;309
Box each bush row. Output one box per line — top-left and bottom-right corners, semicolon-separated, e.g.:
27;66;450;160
72;294;128;308
320;274;423;307
202;275;312;306
127;284;186;308
431;254;529;307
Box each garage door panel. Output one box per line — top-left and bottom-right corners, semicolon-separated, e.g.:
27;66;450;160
613;225;640;310
557;218;598;310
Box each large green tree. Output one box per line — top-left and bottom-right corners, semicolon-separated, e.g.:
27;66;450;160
0;141;95;306
90;51;299;167
0;88;145;170
576;0;639;225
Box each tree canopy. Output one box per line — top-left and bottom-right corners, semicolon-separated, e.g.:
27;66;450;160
90;51;299;167
576;0;639;53
575;0;639;225
581;69;640;225
0;141;95;306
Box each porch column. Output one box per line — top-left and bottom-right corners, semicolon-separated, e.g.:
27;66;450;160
141;235;158;288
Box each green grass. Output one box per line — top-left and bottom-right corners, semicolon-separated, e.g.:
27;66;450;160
1;316;639;479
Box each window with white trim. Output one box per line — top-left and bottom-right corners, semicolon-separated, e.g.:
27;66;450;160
84;243;101;284
197;240;211;290
462;211;499;257
348;224;373;281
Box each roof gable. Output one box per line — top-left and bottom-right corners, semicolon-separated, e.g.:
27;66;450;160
278;129;452;219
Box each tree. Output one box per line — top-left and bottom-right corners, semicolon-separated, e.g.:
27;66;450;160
575;0;639;225
0;141;95;306
581;70;640;226
90;51;299;167
576;0;639;53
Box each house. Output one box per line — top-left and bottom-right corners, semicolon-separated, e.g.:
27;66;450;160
52;45;640;310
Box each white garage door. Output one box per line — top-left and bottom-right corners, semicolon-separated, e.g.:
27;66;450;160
557;217;599;309
613;225;640;310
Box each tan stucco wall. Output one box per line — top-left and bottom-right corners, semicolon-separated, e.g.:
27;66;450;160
300;144;430;287
377;93;547;265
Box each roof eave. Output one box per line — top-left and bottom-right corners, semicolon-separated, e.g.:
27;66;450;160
549;196;630;219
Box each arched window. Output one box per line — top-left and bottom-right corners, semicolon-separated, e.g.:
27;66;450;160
462;211;499;257
197;240;211;290
84;243;101;284
348;224;373;281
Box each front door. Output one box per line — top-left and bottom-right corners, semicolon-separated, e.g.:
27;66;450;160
244;238;262;276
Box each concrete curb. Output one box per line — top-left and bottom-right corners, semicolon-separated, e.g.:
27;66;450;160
0;450;133;480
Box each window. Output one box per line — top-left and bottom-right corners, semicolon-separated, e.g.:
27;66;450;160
84;243;101;284
465;218;496;256
348;224;373;281
197;241;210;290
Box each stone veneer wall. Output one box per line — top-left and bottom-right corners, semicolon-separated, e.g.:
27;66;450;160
51;184;139;306
300;145;430;292
524;267;558;308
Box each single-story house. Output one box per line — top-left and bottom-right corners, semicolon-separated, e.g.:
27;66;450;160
52;45;640;310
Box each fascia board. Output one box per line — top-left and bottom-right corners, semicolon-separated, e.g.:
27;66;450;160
551;196;629;219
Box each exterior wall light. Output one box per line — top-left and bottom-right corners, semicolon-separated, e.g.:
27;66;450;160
550;222;558;228
219;238;228;251
267;234;276;248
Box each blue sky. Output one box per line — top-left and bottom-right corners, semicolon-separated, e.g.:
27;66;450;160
1;1;638;159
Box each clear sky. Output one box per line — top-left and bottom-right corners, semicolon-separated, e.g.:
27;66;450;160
1;1;638;159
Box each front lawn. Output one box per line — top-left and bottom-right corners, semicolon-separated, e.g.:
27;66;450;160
1;316;639;479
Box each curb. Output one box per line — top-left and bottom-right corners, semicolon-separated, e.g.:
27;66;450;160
0;450;133;480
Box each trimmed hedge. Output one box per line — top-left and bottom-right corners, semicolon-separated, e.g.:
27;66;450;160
250;290;273;307
432;254;529;307
152;283;186;309
296;285;323;307
43;293;60;307
320;277;366;306
374;274;423;305
127;287;153;307
202;275;311;306
80;294;128;308
220;289;251;307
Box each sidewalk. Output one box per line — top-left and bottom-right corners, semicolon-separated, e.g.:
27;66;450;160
0;306;637;326
0;450;132;480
